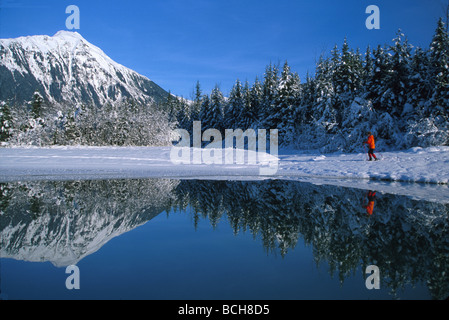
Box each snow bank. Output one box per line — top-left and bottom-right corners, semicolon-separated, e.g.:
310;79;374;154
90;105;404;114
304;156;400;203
0;146;272;181
1;146;449;202
278;146;449;184
1;146;448;183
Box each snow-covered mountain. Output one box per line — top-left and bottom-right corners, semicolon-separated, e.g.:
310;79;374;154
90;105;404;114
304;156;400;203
0;30;169;107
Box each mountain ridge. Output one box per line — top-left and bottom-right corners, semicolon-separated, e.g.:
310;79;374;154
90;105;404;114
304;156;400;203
0;30;170;107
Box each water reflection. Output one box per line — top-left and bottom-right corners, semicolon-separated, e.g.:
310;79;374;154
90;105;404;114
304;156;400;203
1;178;448;299
362;190;376;216
0;179;179;267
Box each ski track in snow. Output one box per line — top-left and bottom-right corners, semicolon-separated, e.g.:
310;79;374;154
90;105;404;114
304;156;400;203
1;146;449;203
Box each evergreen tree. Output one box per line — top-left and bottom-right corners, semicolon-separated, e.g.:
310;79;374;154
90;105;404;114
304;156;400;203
208;85;225;131
428;18;449;115
328;43;345;123
293;72;302;102
199;87;225;132
367;45;392;111
176;98;192;132
333;39;353;95
384;30;413;116
273;61;301;145
164;90;178;122
64;107;80;144
199;94;211;127
409;47;431;114
192;81;202;120
225;79;245;129
238;80;255;129
52;110;65;145
314;55;337;130
162;91;190;131
0;101;13;142
298;72;316;124
351;47;364;94
331;39;364;122
31;90;44;119
250;77;264;126
362;46;374;91
76;104;94;144
261;62;279;125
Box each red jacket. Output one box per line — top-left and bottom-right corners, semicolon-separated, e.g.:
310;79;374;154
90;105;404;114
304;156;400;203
365;135;375;149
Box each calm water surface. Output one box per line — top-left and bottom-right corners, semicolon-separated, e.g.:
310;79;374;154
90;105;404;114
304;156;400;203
0;178;448;300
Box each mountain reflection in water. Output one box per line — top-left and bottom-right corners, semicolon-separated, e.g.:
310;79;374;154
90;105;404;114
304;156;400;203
0;178;448;300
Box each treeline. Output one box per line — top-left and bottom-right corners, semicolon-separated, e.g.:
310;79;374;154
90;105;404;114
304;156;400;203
168;19;449;151
0;92;175;147
1;19;448;150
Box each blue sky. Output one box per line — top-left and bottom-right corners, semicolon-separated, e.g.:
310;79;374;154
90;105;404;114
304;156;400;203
0;0;446;98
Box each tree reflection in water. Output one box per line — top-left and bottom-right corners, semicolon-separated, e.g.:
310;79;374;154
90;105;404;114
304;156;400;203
0;178;448;299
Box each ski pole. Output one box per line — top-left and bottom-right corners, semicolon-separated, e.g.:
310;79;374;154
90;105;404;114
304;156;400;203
363;144;369;161
376;149;383;160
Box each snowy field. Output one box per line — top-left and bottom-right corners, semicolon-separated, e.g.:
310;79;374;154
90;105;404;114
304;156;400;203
1;146;449;203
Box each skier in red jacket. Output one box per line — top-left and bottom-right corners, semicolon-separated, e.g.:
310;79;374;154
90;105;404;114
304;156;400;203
363;132;378;161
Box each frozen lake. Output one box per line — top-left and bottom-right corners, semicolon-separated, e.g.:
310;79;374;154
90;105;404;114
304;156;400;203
1;177;448;300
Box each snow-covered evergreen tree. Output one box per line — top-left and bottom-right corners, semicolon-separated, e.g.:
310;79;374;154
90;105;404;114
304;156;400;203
260;63;279;126
225;79;245;129
175;99;192;133
314;55;337;132
266;61;301;145
297;72;315;124
163;90;178;122
0;101;13;143
12;91;49;146
409;47;431;116
191;81;203;121
367;45;391;112
199;93;218;132
207;85;225;131
239;80;254;129
333;38;361;96
64;106;81;144
384;30;413;116
330;39;364;124
249;77;264;127
428;18;449;116
362;46;374;91
30;90;44;120
351;47;365;95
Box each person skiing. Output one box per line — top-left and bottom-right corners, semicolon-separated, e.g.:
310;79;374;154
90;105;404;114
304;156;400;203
363;132;378;161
